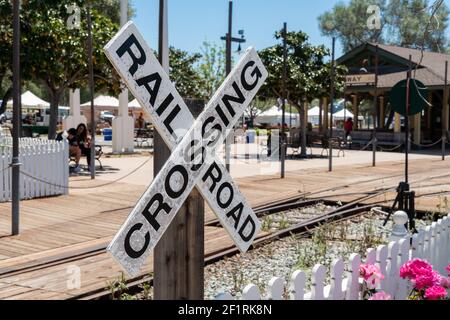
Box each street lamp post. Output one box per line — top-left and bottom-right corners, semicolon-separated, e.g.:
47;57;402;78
372;45;379;167
221;0;246;172
329;37;336;172
86;2;96;180
11;0;21;235
281;22;287;179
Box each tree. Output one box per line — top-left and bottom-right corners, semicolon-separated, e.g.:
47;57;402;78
21;0;122;139
258;30;346;156
168;47;203;99
246;98;274;128
318;0;449;52
0;0;14;115
92;0;136;25
386;0;449;51
196;41;226;100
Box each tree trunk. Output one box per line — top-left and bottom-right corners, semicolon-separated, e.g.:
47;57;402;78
299;101;307;157
48;91;61;140
318;98;323;133
0;87;12;115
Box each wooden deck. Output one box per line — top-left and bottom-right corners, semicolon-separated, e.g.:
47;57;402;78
0;157;449;299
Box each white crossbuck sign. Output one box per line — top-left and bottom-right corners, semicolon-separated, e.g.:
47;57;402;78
104;22;268;276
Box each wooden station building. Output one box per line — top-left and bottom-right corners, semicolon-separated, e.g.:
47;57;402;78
325;42;450;145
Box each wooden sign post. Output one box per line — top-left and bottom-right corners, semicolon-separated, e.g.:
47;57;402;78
103;22;267;297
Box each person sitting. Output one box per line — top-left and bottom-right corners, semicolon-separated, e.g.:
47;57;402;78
76;123;92;170
67;128;82;173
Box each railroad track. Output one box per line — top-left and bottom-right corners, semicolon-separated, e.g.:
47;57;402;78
0;170;447;300
74;191;397;300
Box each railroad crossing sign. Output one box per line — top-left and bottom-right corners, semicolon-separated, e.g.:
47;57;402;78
104;22;268;276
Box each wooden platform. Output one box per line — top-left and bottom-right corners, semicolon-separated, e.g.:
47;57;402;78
0;157;449;299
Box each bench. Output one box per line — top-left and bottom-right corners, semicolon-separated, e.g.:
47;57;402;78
70;145;104;170
287;129;313;158
321;137;345;157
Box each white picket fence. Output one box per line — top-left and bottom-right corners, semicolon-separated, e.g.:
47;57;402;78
0;137;69;202
216;214;450;300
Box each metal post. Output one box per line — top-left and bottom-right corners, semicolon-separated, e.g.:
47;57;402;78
226;0;232;76
224;0;233;172
329;37;336;172
281;22;287;179
405;55;412;184
11;0;21;236
86;3;96;180
372;46;378;167
443;61;448;161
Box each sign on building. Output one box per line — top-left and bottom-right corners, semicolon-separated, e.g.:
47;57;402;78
346;74;376;86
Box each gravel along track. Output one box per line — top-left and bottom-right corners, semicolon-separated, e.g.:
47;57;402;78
204;205;432;300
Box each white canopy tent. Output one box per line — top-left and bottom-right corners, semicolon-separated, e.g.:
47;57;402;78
255;106;300;127
7;91;50;109
128;99;142;109
333;108;356;120
81;95;120;108
308;106;330;126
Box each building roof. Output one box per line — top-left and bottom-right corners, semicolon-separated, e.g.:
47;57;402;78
338;42;450;90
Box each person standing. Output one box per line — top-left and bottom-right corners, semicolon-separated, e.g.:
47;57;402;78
136;112;145;136
344;117;354;139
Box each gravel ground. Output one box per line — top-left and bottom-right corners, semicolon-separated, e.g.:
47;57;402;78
204;205;432;300
114;203;436;300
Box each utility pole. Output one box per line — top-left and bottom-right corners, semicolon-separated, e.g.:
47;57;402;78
11;0;21;235
405;55;412;184
443;61;448;161
329;37;336;172
281;22;287;179
221;0;245;172
86;2;96;180
372;45;379;167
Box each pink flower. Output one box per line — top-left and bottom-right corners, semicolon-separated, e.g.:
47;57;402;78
412;272;442;291
369;291;391;300
360;264;384;289
440;277;450;289
424;285;448;300
400;259;433;280
446;265;450;276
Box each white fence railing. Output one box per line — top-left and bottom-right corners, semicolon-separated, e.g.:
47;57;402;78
0;137;69;202
216;214;450;300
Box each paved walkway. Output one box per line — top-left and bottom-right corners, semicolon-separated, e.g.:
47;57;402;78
83;142;447;186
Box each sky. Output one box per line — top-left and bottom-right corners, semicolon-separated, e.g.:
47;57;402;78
132;0;450;59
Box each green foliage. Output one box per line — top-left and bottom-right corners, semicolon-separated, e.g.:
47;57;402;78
258;29;347;106
169;47;203;99
196;41;226;100
318;0;449;52
386;0;449;51
92;0;136;25
247;98;274;127
0;0;123;138
106;272;129;300
261;216;274;232
318;0;387;52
